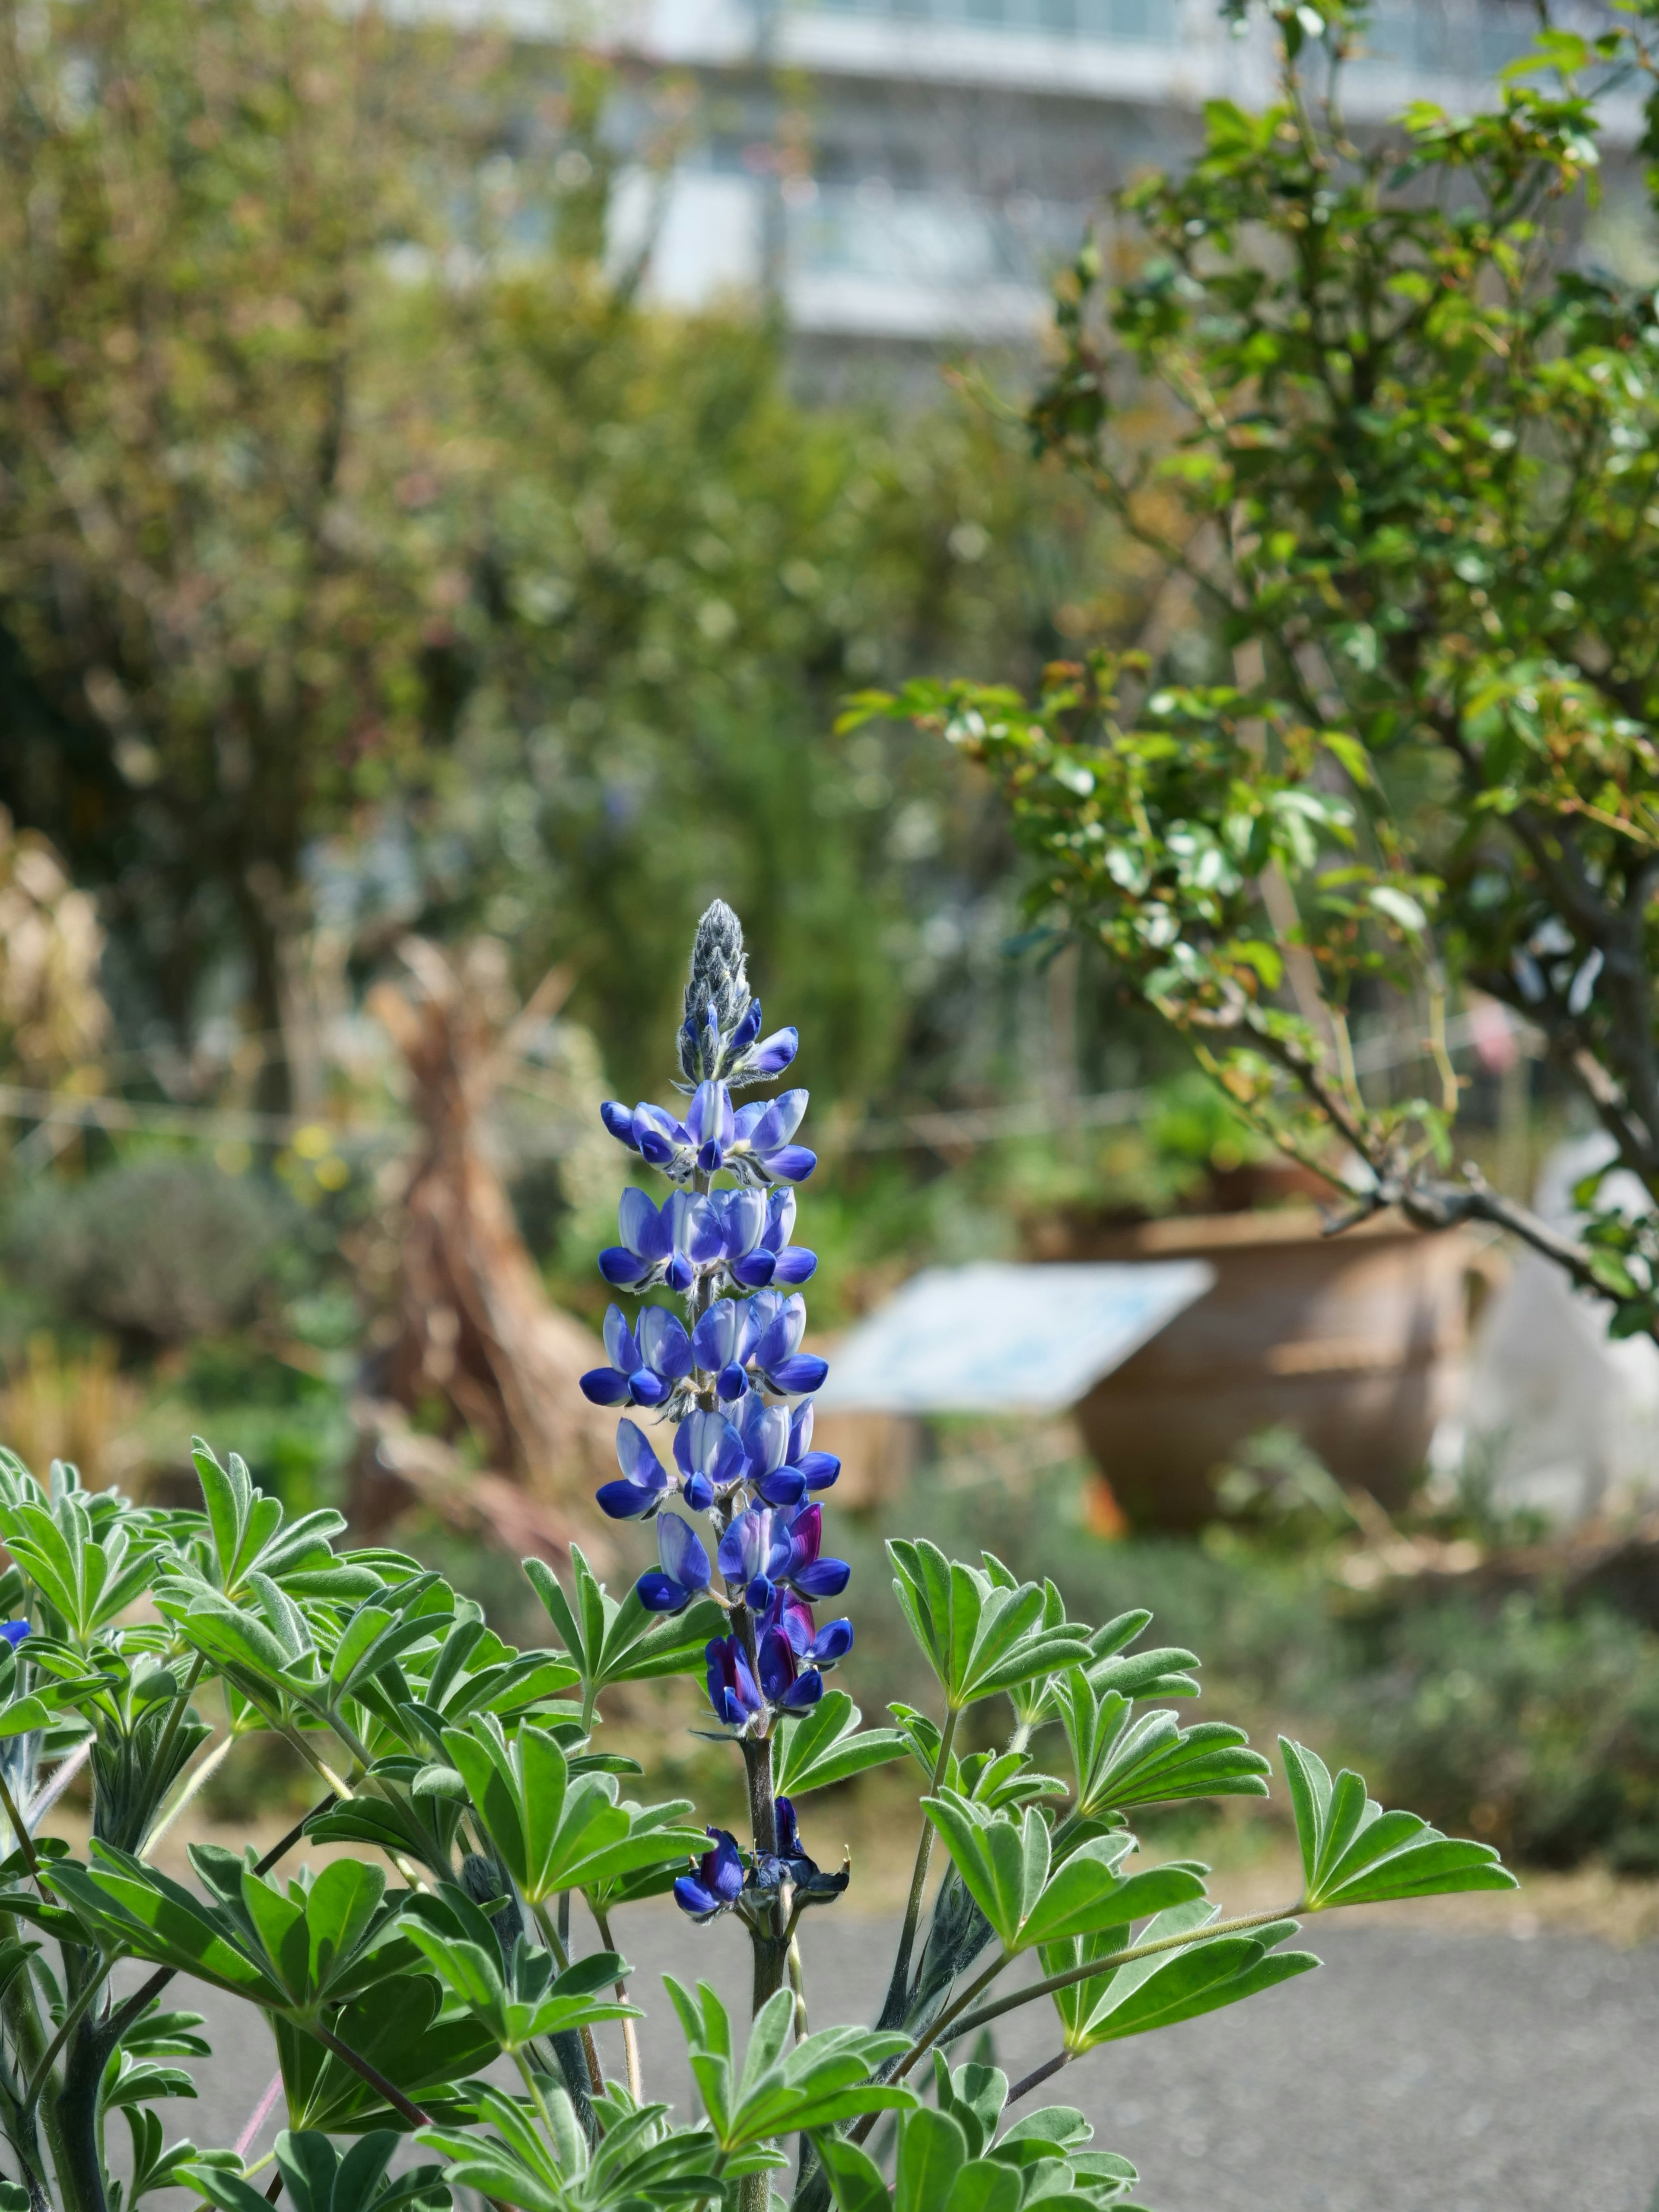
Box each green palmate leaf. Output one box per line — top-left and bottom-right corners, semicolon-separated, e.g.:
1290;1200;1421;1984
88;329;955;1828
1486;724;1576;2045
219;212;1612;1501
419;2080;731;2212
818;2100;1140;2212
400;1885;636;2054
0;1491;162;1643
523;1550;718;1705
773;1692;909;1797
667;1980;915;2152
190;2132;448;2212
1279;1740;1518;1908
1057;1670;1270;1818
921;1793;1207;1952
931;2054;1008;2160
275;1978;499;2134
440;1715;705;1907
188;1441;347;1599
895;2107;966;2212
50;1845;416;2019
1040;1899;1319;2052
887;1541;1091;1711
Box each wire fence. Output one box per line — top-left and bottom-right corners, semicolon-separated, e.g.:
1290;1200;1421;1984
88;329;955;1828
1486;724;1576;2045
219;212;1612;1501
0;1003;1539;1170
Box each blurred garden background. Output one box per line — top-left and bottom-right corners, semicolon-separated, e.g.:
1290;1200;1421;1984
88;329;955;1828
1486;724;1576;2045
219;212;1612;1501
3;0;1659;1922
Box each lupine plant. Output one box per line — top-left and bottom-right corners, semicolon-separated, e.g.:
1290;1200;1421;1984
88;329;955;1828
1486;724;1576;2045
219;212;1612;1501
0;902;1513;2212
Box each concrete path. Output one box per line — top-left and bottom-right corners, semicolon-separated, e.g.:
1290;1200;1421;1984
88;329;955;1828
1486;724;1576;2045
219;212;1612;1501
136;1914;1659;2211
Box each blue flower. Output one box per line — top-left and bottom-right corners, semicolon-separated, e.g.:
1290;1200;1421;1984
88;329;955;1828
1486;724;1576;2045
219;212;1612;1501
637;1513;712;1615
686;1081;735;1175
599;1100;697;1184
736;1291;829;1397
752;1796;849;1907
761;1585;852;1672
786;1399;841;1493
721;1189;816;1291
706;1635;765;1731
732;1392;801;1505
580;1305;694;1409
0;1623;28;1650
804;1615;854;1668
757;1624;823;1712
673;1409;747;1513
598;1189;722;1294
674;1827;745;1922
595;1420;671;1521
727;1090;816;1189
777;1503;850;1603
717;1504;790;1611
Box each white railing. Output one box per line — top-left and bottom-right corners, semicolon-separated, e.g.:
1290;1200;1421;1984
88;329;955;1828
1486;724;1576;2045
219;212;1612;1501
786;181;1081;290
800;0;1176;41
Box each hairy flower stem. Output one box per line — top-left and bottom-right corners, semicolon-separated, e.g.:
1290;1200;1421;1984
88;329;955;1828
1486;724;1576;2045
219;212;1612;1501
878;1707;959;2028
0;1770;43;1890
1007;2050;1071;2105
310;2024;430;2129
531;1901;604;2101
592;1909;643;2102
739;1730;787;2013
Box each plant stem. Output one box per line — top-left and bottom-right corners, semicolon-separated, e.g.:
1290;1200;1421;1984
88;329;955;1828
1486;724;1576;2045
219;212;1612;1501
938;1903;1303;2050
1006;2050;1071;2105
233;2070;286;2160
853;1896;1306;2148
100;1800;337;2054
22;1740;92;1831
310;2022;431;2129
739;1732;787;2014
22;1957;119;2120
147;1653;207;1804
878;1705;959;2025
592;1907;642;2103
143;1732;235;1854
786;1935;808;2040
512;2048;562;2141
0;1768;43;1888
529;1901;604;2100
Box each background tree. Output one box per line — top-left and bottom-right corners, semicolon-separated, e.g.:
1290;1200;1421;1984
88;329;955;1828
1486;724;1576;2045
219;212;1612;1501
0;0;478;1107
861;0;1659;1338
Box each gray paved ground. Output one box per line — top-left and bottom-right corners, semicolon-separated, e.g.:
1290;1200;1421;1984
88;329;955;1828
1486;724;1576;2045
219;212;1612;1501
141;1913;1659;2211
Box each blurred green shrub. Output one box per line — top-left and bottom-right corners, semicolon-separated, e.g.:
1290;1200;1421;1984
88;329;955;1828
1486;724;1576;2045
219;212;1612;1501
4;1157;294;1343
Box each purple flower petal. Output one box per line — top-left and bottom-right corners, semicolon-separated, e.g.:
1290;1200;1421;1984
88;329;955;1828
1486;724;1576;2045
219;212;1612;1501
619;1186;670;1259
807;1617;854;1666
580;1367;632;1406
658;1513;711;1593
764;1146;817;1185
751;1027;798;1077
601;1101;641;1150
794;1559;851;1602
595;1478;659;1520
767;1354;829;1396
637;1570;690;1613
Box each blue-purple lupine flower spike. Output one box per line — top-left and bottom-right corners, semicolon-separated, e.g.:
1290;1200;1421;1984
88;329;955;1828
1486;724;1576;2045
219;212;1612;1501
0;1622;28;1650
588;900;852;1766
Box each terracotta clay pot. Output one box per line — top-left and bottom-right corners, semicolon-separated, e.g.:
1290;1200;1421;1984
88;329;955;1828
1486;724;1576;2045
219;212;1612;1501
1065;1209;1471;1531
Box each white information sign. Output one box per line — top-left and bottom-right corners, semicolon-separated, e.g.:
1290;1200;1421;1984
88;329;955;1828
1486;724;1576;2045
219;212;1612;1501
817;1260;1216;1416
